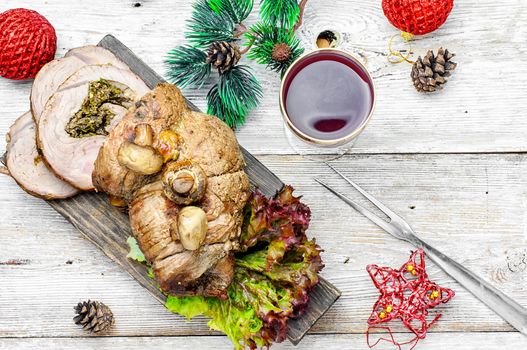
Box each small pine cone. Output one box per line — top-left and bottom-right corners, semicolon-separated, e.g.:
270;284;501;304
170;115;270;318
272;43;292;63
74;300;114;333
206;41;241;74
411;48;457;93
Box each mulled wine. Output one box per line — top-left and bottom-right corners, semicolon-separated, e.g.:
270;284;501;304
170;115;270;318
281;50;374;145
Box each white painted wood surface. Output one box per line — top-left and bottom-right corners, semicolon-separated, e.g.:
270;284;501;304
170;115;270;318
1;0;526;349
1;333;526;350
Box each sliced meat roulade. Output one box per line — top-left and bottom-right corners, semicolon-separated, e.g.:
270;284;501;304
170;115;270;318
4;112;79;199
38;64;150;190
31;46;129;123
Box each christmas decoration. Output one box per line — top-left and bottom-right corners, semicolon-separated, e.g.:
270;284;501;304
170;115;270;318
0;8;57;80
260;0;301;29
366;249;455;349
411;48;456;92
165;0;308;127
207;65;261;127
382;0;454;36
73;300;114;333
206;41;241;74
245;23;303;76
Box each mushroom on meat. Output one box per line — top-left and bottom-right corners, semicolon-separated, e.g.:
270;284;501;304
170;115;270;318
177;206;208;251
162;161;207;205
134;123;154;147
117;141;163;175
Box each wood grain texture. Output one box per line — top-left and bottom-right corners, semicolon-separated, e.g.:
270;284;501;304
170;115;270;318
1;0;527;155
1;333;526;350
1;0;527;348
1;154;526;339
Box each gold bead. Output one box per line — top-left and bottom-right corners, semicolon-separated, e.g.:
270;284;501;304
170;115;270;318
379;311;387;319
386;305;393;313
411;270;417;276
406;264;414;271
430;290;440;299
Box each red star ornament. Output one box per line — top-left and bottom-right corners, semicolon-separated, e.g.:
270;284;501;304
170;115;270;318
367;249;455;339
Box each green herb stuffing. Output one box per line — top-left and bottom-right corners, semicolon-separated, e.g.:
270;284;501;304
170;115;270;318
65;79;130;138
127;186;323;350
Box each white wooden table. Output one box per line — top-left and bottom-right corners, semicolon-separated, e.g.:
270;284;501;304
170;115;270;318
1;1;526;349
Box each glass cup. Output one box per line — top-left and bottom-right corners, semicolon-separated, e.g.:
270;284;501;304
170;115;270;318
280;48;376;160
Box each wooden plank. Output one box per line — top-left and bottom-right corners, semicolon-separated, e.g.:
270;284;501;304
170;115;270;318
1;154;526;338
1;0;527;155
37;35;340;345
1;333;526;350
0;0;526;347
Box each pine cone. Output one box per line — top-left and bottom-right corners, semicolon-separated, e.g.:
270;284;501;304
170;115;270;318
73;300;114;333
272;43;292;62
206;41;241;74
411;48;457;93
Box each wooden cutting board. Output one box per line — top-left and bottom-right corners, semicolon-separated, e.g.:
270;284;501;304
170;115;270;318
47;34;340;346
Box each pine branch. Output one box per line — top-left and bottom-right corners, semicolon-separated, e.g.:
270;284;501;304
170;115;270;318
259;0;300;29
240;36;255;54
165;46;211;89
208;0;254;24
207;65;262;127
293;0;309;31
186;0;237;47
246;23;304;75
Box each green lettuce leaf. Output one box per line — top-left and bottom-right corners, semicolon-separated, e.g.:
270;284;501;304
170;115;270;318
126;236;146;263
166;290;266;349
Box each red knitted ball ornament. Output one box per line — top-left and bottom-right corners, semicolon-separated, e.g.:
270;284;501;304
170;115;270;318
0;8;57;80
382;0;454;35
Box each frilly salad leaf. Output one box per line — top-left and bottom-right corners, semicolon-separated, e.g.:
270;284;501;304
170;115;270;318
135;186;323;350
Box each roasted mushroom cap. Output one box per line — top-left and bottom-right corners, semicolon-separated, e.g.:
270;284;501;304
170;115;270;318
134;123;154;147
117;141;163;175
177;206;208;251
162;161;207;205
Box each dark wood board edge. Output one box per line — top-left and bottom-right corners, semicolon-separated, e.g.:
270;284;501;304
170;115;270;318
43;34;341;346
48;193;166;305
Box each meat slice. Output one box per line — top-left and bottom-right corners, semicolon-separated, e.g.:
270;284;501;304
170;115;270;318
37;64;150;190
31;46;130;123
31;56;85;123
93;84;250;297
4;112;78;199
65;45;129;70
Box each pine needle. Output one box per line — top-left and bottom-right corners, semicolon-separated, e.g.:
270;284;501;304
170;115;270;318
165;46;211;89
259;0;300;29
207;65;262;127
208;0;254;24
186;0;237;47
